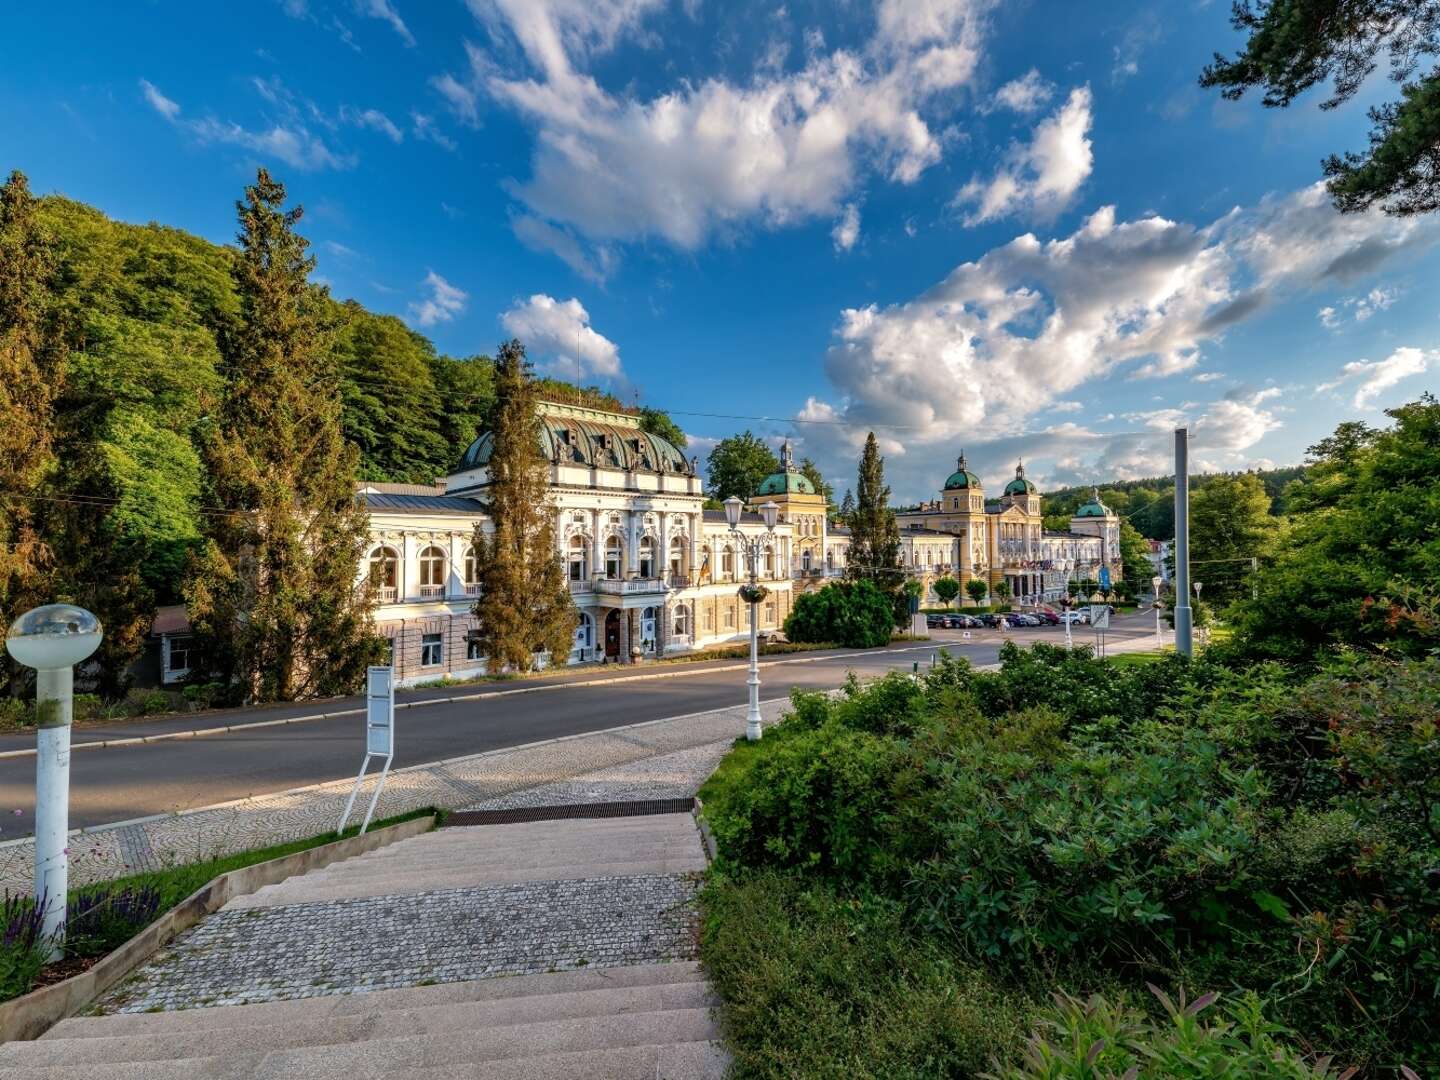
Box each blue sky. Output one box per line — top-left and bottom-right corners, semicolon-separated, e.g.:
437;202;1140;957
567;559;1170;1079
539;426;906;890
4;0;1437;502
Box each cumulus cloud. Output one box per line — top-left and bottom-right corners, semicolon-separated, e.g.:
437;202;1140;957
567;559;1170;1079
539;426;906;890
1317;346;1434;410
500;293;624;382
792;180;1438;500
1317;285;1399;329
832;203;861;251
988;68;1053;114
407;271;468;327
445;0;991;266
956;86;1093;225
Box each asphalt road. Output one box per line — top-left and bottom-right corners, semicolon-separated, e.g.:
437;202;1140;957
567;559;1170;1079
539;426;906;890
0;613;1162;830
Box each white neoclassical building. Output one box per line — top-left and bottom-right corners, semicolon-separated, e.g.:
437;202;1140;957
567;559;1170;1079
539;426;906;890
360;402;802;685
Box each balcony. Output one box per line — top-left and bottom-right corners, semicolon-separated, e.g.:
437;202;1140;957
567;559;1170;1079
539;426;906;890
568;578;594;595
465;583;481;597
595;577;668;596
378;586;398;604
418;585;445;599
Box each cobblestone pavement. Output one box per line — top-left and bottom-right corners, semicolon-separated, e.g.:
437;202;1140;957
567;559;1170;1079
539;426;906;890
0;697;787;892
464;739;735;811
97;874;701;1013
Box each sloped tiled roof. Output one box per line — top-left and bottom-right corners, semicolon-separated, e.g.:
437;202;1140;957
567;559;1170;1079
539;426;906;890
363;493;486;514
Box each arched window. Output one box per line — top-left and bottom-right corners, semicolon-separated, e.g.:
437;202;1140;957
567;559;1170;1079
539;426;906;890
369;546;399;602
418;545;447;598
669;535;685;579
673;604;690;638
639;535;656;578
568;535;588;582
762;545;774;578
826;549;835;569
801;549;812;572
721;544;735;580
605;535;623;579
574;612;594;653
464;547;480;594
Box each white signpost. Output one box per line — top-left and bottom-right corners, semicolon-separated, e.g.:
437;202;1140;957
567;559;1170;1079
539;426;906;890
1089;604;1110;657
337;666;395;836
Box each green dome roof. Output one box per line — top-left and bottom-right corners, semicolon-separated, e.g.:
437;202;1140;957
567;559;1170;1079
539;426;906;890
1074;487;1112;517
756;470;815;496
944;452;982;491
458;412;692;475
1004;460;1036;496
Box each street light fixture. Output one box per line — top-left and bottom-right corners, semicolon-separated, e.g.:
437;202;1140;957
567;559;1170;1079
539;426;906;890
5;604;103;961
725;496;779;741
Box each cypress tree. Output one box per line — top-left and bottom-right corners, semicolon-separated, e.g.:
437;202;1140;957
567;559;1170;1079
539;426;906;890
847;432;901;584
0;171;61;686
185;169;381;702
470;340;577;672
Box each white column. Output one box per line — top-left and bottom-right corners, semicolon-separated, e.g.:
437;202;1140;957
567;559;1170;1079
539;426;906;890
591;510;603;579
449;531;466;597
627;510;641;574
689;512;701;579
658;511;669;581
401;533;417;600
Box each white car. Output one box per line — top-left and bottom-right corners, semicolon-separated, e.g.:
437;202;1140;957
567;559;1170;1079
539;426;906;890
1060;610;1089;625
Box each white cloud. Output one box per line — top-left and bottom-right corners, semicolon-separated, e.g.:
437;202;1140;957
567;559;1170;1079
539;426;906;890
512;214;617;283
1317;285;1399;329
343;106;403;142
792;181;1439;499
139;79;180;121
500;293;624;382
449;0;991;264
411;112;457;150
988;68;1053;114
356;0;415;45
1050;400;1083;412
407;271;468;327
832;203;861;251
1317;346;1434;410
956;86;1093;225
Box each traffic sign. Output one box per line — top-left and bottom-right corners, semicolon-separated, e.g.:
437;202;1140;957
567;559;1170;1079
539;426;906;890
1089;605;1111;629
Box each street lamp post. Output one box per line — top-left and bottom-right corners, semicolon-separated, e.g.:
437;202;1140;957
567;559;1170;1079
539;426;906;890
4;604;103;961
725;496;779;741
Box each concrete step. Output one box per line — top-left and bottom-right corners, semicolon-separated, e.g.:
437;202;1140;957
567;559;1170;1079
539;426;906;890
11;982;718;1066
0;1040;729;1080
3;1007;719;1075
310;840;704;871
54;963;707;1039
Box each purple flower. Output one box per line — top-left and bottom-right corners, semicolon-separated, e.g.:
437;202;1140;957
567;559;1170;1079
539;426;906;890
11;810;21;816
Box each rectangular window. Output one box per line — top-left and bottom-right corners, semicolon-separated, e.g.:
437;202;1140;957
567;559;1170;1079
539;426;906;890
421;632;443;667
724;608;735;629
764;603;775;625
704;610;714;631
167;637;191;673
466;638;482;661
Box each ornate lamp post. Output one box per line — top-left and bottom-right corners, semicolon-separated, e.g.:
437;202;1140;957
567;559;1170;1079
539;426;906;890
724;496;779;741
4;604;102;960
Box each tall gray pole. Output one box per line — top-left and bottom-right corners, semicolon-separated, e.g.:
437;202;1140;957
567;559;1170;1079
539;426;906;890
1173;428;1194;657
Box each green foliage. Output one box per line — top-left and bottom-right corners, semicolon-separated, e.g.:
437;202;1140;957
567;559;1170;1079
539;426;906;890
1201;0;1440;216
702;872;1030;1080
1231;397;1440;661
992;580;1013;601
706;431;779;501
799;456;833;507
988;987;1354;1080
966;578;989;604
470;340;577;673
1118;521;1152;593
701;645;1440;1070
1189;472;1278;605
637;406;686;449
847;432;901;586
784;580;897;648
933;576;961;607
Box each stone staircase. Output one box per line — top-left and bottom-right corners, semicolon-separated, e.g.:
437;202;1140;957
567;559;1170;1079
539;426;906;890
0;813;726;1078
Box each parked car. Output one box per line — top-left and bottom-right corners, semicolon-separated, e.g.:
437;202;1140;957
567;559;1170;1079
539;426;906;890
1033;610;1060;625
953;614;981;628
978;613;1003;628
926;614;947;629
1060;610;1089;625
1012;614;1041;627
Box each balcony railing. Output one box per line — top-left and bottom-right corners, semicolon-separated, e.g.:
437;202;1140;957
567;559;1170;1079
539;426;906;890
418;584;445;599
378;586;398;604
595;577;667;596
568;579;594;594
465;583;481;596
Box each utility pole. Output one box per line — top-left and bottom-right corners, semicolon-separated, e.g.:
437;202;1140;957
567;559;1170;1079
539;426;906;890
1173;428;1193;657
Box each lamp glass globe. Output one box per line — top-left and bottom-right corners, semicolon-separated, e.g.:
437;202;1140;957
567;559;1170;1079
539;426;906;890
5;604;103;671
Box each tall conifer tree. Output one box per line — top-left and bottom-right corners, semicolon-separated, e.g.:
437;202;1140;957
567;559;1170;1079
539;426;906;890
847;432;901;584
469;340;576;672
185;169;380;702
0;171;61;688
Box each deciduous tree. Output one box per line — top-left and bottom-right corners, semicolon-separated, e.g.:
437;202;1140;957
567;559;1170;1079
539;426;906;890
706;431;779;502
469;339;577;673
933;576;960;608
185;169;382;702
966;578;989;605
1189;473;1278;604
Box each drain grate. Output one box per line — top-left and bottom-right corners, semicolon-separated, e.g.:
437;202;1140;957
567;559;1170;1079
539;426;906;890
443;797;696;827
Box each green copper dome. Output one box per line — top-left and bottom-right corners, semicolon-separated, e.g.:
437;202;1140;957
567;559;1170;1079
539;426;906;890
944;452;982;491
1074;486;1112;518
1004;460;1036;496
755;439;817;497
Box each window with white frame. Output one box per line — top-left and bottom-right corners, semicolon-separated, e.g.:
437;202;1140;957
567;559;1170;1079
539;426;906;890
568;535;588;581
369;547;399;601
639;535;655;578
673;604;690;637
420;632;443;666
763;545;774;577
724;607;735;629
605;536;622;579
166;636;191;679
464;547;479;594
466;637;483;661
721;545;734;580
418;546;447;598
669;535;685;578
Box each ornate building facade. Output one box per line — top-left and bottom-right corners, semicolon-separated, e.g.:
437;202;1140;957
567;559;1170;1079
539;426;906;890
361;403;799;685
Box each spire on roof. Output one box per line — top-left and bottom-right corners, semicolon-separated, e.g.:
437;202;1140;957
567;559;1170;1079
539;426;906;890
780;439;795;470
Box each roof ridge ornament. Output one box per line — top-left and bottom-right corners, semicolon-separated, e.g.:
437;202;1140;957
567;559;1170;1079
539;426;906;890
957;449;967;470
780;439;795;470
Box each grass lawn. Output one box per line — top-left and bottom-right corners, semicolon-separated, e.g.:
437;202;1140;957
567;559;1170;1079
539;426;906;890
0;807;439;1002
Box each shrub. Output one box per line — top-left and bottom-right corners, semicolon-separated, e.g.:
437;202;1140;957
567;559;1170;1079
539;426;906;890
986;987;1358;1080
0;893;47;1001
138;691;171;715
784;580;896;648
66;884;164;955
0;698;33;730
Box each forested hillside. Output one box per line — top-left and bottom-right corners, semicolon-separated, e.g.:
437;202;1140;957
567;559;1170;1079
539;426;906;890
1043;465;1305;539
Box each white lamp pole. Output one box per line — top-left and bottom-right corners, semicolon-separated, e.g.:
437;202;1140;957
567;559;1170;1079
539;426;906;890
725;496;778;741
5;604;103;961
